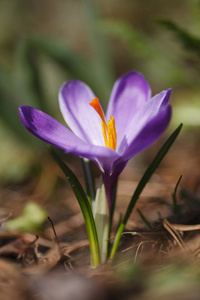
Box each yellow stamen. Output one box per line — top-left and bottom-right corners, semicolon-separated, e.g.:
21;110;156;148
90;98;117;150
108;116;117;150
101;120;109;147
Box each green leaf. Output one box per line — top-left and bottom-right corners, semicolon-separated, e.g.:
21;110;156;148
49;147;100;268
81;158;95;206
109;124;183;260
6;201;47;232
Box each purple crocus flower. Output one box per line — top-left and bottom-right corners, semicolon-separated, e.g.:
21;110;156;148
19;71;171;211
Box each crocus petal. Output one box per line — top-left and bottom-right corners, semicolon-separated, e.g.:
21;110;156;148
19;106;120;175
106;71;152;146
59;80;104;146
120;89;172;160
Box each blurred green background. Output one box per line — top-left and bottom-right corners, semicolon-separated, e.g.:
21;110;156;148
0;0;200;183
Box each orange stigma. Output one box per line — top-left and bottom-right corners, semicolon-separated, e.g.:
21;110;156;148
90;98;117;150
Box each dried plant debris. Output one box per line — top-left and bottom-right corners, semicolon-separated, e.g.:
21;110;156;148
0;235;38;265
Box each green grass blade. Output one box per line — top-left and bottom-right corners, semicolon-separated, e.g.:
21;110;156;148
49;147;100;267
81;158;96;207
137;209;154;231
109;124;183;260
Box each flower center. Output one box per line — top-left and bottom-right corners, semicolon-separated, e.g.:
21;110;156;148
90;98;117;150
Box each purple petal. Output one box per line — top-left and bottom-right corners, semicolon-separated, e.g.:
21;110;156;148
120;89;171;160
106;71;151;146
19;106;120;175
59;80;104;146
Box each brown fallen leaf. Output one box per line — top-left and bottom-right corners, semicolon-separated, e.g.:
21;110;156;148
0;236;39;267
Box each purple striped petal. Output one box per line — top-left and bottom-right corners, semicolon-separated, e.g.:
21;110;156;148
120;89;172;160
19;106;121;175
59;80;104;146
106;71;151;146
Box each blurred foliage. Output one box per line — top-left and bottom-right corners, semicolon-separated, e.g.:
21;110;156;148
101;19;187;88
158;19;200;57
147;263;200;298
157;19;200;127
0;121;33;183
0;0;200;183
6;201;47;232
